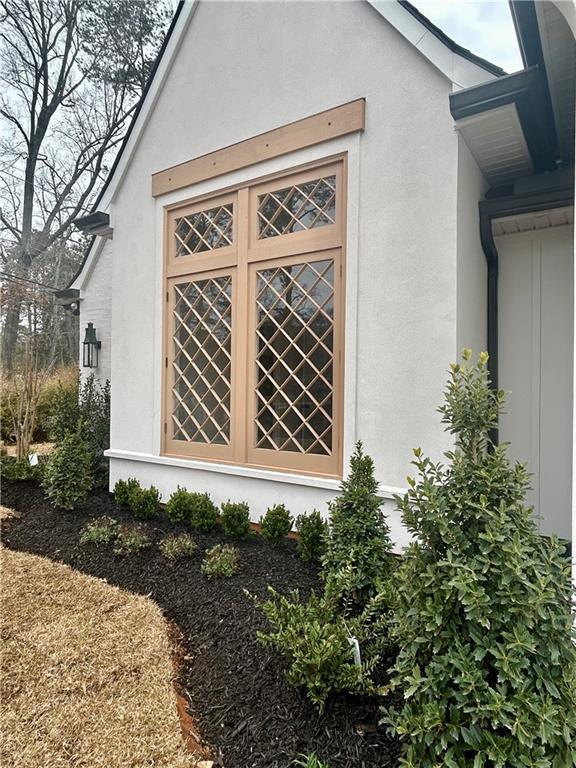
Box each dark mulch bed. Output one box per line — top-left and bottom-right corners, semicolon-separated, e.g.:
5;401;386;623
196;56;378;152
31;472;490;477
1;480;401;768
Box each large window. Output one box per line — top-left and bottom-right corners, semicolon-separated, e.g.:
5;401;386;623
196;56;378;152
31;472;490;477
163;160;345;476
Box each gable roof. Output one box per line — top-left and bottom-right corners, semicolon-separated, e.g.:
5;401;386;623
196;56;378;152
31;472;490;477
65;0;502;292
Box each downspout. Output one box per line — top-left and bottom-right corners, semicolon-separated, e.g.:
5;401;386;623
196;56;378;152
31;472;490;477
479;204;499;444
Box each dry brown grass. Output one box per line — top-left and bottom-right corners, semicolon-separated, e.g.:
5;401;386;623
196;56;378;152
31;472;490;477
1;547;199;768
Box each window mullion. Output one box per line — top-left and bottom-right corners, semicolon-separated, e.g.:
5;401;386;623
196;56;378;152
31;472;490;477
232;186;250;464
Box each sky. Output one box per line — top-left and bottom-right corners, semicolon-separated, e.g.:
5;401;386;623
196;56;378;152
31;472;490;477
414;0;523;73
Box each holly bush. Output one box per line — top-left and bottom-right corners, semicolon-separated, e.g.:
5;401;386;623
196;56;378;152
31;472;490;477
42;430;93;510
387;351;576;767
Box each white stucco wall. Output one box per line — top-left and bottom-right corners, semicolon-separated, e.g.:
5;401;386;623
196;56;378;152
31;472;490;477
79;239;112;384
103;0;469;548
456;136;488;355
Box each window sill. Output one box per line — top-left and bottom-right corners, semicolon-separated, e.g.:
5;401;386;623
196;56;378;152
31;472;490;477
104;448;405;499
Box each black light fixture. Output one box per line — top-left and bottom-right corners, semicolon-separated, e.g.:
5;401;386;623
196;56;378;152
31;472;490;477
82;322;101;368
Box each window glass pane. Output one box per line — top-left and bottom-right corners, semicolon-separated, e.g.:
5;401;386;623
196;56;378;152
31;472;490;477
171;275;232;444
175;204;233;256
254;259;334;455
257;176;336;239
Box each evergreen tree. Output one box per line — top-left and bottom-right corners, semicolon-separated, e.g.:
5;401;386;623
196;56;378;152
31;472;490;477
323;441;394;610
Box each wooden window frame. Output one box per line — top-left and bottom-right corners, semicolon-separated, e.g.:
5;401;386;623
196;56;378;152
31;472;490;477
162;157;346;478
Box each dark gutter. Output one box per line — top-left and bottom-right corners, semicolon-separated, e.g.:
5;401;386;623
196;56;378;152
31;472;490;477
74;211;110;235
399;1;506;77
479;177;574;440
62;1;185;292
509;0;560;162
450;64;558;173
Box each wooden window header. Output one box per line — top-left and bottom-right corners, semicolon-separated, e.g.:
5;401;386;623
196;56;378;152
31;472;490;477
152;99;364;198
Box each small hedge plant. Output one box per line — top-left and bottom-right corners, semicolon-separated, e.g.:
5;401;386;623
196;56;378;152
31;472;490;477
80;516;118;545
113;478;159;518
165;486;194;523
113;524;150;556
114;477;140;508
295;510;327;562
166;487;217;531
42;430;93;510
159;533;197;561
260;503;293;542
387;351;576;767
221;500;251;538
322;441;394;610
1;455;45;482
188;492;218;532
253;570;391;712
201;544;239;578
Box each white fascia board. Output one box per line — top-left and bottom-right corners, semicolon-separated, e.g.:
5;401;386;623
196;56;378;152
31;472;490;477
367;0;498;89
97;0;199;211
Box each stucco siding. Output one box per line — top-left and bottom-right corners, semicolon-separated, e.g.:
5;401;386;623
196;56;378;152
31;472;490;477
105;0;464;544
456;136;488;356
79;240;112;384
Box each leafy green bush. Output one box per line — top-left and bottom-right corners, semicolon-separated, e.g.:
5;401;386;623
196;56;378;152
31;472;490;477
322;442;393;610
113;524;150;555
43;374;110;489
188;492;218;532
113;477;141;508
0;455;45;481
130;485;160;519
159;533;197;561
201;544;239;578
42;430;93;510
80;516;118;545
221;500;251;538
41;371;80;443
260;503;293;542
387;351;576;767
165;486;194;523
253;571;391;712
296;509;327;562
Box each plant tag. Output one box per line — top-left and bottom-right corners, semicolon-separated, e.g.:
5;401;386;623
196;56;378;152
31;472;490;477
347;635;362;667
28;453;39;466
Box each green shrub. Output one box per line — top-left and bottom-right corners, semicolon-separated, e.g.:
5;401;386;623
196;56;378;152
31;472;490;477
296;510;327;562
80;516;118;545
42;430;93;510
387;351;576;767
322;442;393;611
130;485;160;519
260;503;293;542
159;533;197;561
113;524;150;555
165;486;194;523
0;455;45;481
41;371;80;443
188;492;218;532
221;500;251;538
201;544;239;578
292;755;330;768
253;571;391;712
113;477;140;508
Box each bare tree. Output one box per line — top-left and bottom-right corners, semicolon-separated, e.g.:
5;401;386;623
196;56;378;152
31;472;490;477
0;0;171;369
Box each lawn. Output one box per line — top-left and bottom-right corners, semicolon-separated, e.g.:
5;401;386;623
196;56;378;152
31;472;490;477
0;542;198;768
1;480;400;768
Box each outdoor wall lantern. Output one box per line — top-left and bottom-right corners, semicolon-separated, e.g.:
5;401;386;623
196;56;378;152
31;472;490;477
82;322;101;368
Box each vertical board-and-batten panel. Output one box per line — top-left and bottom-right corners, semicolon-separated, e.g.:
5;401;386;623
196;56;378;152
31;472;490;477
151;100;365;197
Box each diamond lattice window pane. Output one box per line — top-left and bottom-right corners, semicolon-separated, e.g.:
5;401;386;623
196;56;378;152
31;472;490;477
171;276;232;444
175;204;233;256
257;176;336;239
254;259;334;455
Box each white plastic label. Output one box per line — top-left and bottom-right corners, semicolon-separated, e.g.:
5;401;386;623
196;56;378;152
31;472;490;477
347;636;362;667
28;453;39;466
